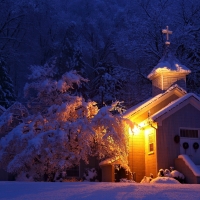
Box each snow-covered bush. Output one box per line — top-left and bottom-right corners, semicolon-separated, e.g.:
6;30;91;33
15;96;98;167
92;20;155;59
150;177;180;184
83;168;98;182
157;168;185;183
171;170;185;183
0;65;131;181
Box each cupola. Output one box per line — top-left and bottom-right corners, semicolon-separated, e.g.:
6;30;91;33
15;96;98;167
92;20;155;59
147;26;191;96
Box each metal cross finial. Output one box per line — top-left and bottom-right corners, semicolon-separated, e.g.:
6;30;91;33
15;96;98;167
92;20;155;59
162;26;172;45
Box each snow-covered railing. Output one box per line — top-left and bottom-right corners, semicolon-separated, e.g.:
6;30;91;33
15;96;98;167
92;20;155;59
178;155;200;176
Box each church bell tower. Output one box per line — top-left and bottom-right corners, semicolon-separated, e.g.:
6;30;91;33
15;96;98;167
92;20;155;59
147;26;191;96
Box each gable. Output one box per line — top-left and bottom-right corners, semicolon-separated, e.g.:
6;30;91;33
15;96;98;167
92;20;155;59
152;94;200;126
123;85;186;124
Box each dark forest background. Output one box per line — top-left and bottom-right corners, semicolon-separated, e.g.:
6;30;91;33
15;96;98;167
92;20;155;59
1;0;200;109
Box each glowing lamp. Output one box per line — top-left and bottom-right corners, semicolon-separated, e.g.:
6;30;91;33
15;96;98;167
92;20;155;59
129;125;140;135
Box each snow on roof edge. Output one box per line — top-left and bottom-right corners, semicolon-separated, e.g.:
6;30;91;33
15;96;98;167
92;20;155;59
147;67;191;79
178;155;200;176
151;93;200;121
123;84;186;118
147;52;191;79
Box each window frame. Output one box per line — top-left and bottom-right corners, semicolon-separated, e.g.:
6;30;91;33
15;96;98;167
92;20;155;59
148;133;154;154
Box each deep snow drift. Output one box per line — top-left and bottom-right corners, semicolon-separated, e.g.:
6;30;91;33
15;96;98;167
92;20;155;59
1;182;200;200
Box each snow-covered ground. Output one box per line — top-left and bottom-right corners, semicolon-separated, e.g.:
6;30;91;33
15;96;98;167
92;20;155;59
1;182;200;200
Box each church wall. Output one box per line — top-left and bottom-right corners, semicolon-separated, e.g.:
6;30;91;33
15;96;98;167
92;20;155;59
156;104;200;171
128;130;145;182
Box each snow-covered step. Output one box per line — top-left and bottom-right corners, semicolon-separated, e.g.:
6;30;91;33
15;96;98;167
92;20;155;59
175;155;200;184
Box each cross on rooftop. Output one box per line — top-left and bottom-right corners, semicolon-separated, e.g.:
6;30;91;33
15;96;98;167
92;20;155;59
162;26;172;45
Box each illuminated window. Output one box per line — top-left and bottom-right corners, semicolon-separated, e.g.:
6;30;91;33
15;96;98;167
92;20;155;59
148;134;154;152
180;129;198;138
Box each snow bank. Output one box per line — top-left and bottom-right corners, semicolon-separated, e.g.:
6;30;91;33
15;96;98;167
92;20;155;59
2;182;200;200
150;177;180;184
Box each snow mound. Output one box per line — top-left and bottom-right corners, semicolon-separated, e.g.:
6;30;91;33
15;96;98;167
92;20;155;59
120;178;135;183
150;177;180;184
171;170;184;179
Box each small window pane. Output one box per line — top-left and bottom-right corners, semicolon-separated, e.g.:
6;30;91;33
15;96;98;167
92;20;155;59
149;134;154;152
149;143;154;152
180;129;198;138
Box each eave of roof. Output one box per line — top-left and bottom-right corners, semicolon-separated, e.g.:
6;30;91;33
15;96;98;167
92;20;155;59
123;84;187;118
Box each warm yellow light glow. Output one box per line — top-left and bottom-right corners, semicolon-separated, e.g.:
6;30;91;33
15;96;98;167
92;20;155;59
133;126;140;135
129;127;133;135
129;126;140;135
145;129;150;135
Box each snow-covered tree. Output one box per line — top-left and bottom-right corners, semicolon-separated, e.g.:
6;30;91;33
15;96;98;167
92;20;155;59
0;58;16;108
24;59;88;114
90;63;129;107
0;66;132;181
55;24;89;99
91;101;132;171
0;102;28;138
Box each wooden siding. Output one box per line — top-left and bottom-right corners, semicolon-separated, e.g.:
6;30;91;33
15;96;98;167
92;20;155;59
157;104;200;171
101;165;115;182
152;76;162;96
129;131;145;182
151;73;187;96
163;75;186;91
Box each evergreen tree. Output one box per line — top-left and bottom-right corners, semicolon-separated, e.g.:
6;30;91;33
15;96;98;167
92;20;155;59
55;23;89;99
90;62;130;108
0;58;16;108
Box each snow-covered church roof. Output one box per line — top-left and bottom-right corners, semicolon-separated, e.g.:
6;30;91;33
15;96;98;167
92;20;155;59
151;93;200;121
123;84;186;118
147;51;191;79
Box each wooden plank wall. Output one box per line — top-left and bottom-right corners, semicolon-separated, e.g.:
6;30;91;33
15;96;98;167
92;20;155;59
128;131;145;182
157;104;200;171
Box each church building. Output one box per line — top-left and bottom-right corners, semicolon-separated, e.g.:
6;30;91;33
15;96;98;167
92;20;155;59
101;26;200;184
